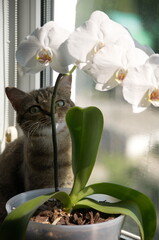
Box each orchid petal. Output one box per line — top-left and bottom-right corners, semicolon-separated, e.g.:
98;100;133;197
60;20;100;66
137;90;151;107
124;27;154;56
151;101;159;107
89;10;110;24
133;39;155;56
123;66;154;106
16;37;42;67
95;76;119;91
127;91;151;113
47;22;69;46
132;105;148;113
154;66;159;83
116;34;135;50
145;54;159;69
28;21;69;52
86;64;120;91
20;61;46;74
90;11;135;49
127;48;148;67
17;54;47;74
85;63;118;86
123;83;149;106
84;44;128;90
31;22;56;46
84;45;121;88
90;11;131;45
93;44;126;67
50;54;68;73
105;20;134;47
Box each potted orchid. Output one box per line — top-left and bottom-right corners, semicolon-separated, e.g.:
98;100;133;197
0;11;157;240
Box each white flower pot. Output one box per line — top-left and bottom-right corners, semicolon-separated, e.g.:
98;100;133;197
6;188;125;240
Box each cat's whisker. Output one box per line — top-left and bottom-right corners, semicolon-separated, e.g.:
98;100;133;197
40;117;51;126
22;121;40;137
21;121;34;139
29;122;41;137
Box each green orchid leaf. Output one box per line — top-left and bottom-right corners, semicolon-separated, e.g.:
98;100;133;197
74;198;144;239
0;191;71;240
75;183;156;240
66;107;103;196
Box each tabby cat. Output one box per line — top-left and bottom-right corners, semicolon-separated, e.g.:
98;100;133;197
0;75;74;223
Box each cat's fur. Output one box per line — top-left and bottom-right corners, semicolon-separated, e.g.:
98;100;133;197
0;75;74;223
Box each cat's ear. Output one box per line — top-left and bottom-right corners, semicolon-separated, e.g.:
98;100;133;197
62;74;72;88
57;74;72;97
5;87;28;111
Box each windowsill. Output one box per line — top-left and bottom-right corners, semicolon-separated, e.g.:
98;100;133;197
120;230;141;240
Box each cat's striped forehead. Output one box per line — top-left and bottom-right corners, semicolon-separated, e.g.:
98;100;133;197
30;87;53;104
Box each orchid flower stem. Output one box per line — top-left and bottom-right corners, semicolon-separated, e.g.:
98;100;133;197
68;65;77;75
51;65;76;192
51;73;64;192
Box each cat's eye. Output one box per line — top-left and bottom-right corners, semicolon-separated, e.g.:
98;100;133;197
56;100;65;107
29;106;41;114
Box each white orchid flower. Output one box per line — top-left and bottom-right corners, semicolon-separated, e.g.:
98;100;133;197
60;10;136;68
85;43;148;91
16;21;70;74
59;10;148;90
122;54;159;112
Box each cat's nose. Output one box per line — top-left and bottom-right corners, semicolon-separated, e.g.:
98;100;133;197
42;102;51;114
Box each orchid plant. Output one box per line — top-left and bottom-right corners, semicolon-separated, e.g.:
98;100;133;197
0;11;157;240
